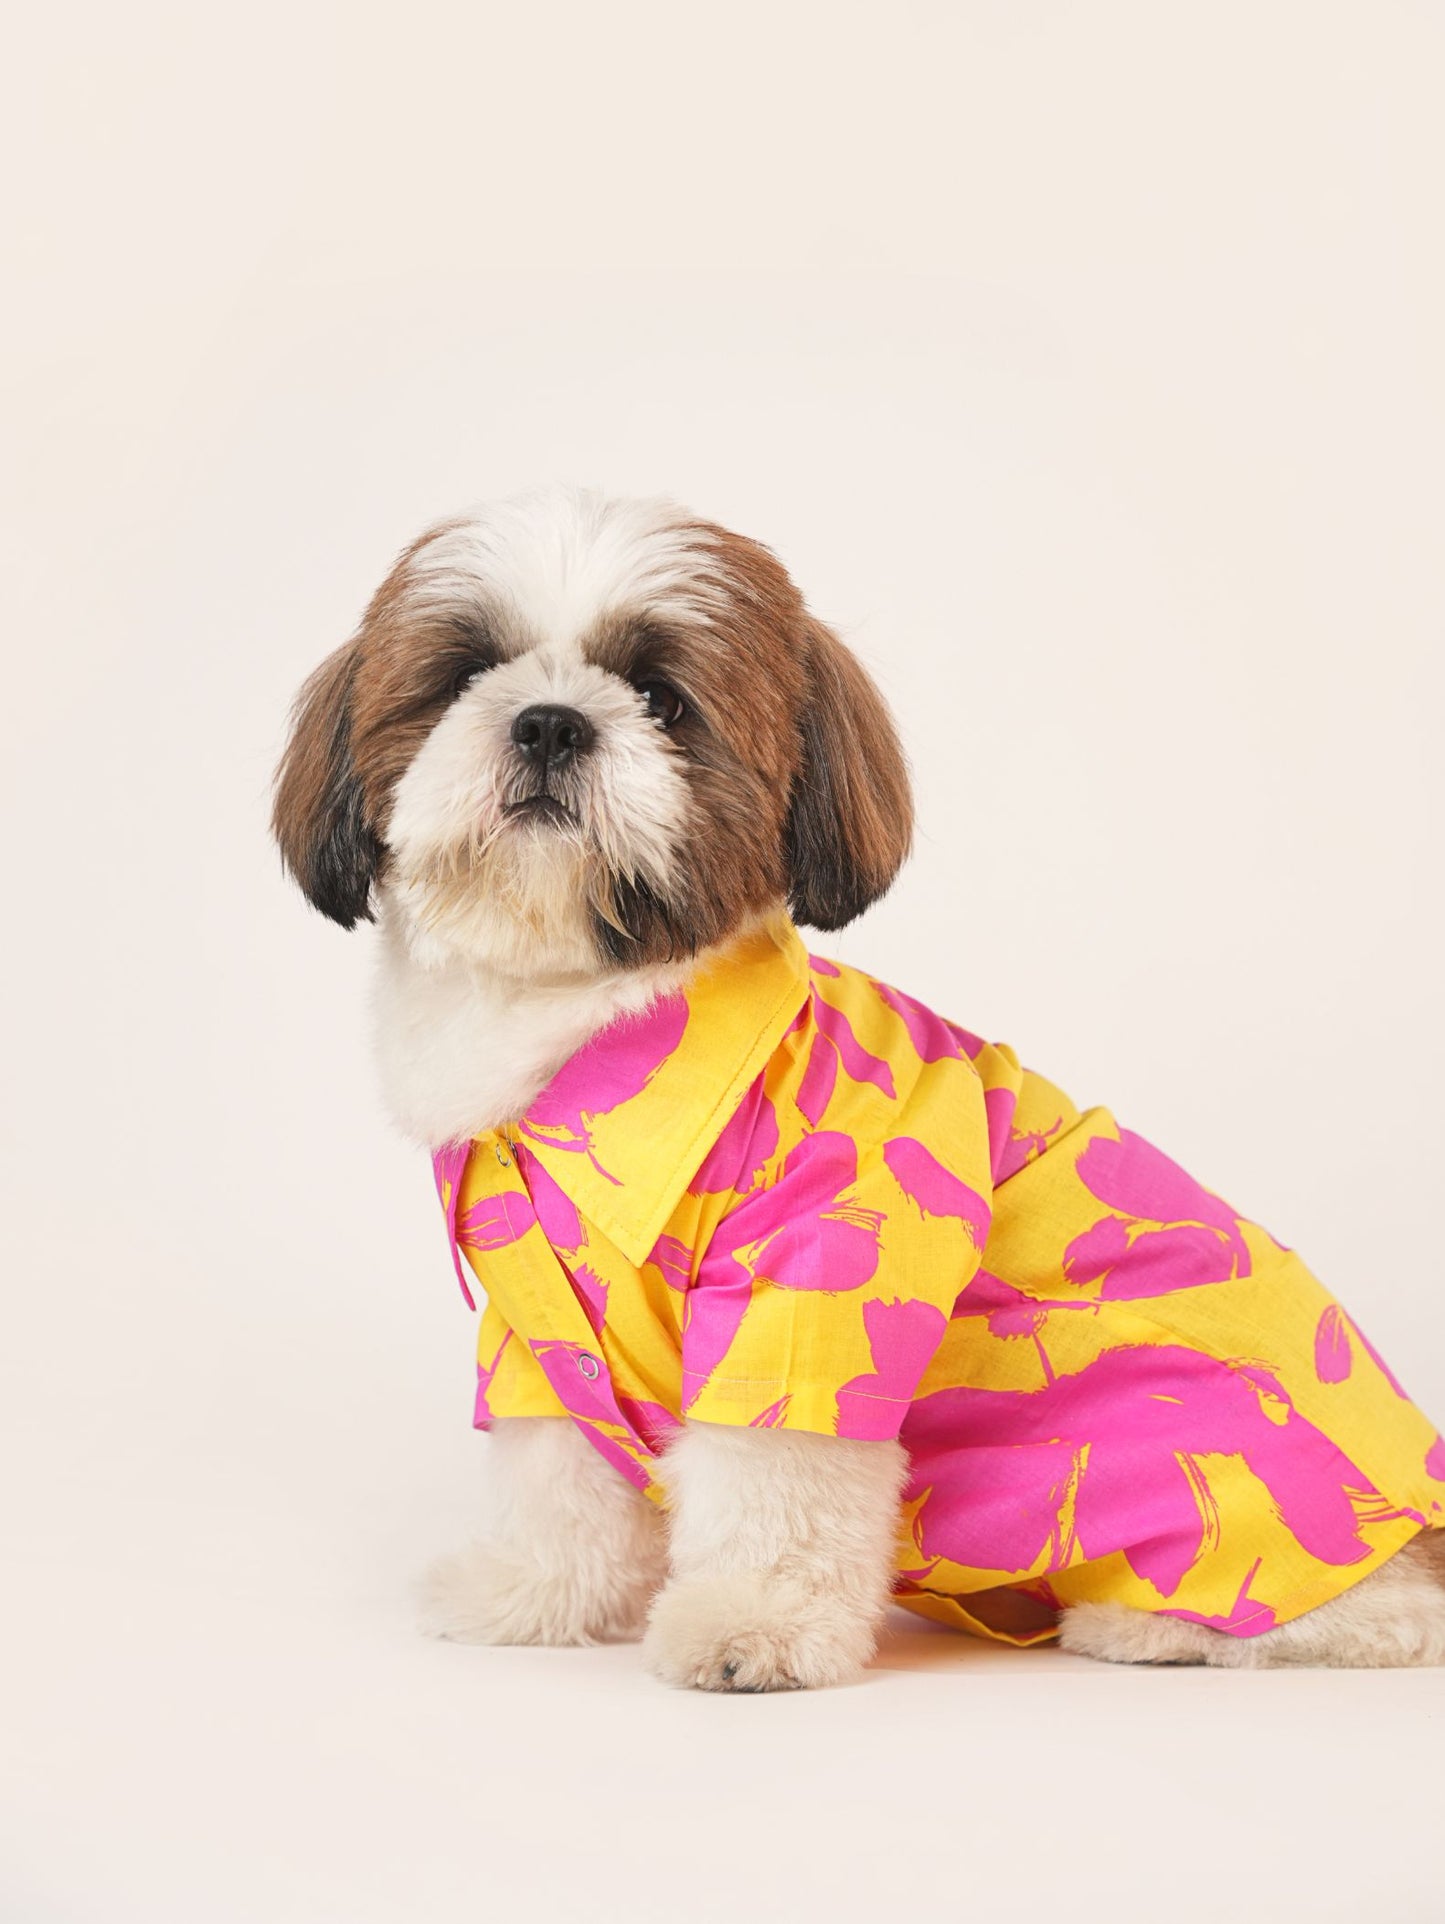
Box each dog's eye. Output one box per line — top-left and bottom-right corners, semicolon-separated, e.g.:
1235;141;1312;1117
449;658;493;698
636;679;685;729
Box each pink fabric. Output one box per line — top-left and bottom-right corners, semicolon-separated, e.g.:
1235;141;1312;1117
1313;1304;1410;1398
433;1140;476;1308
520;993;690;1179
1062;1130;1251;1297
836;1298;950;1440
903;1346;1383;1595
883;1136;992;1246
689;1080;779;1197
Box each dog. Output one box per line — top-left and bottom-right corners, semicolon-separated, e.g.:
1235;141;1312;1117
274;485;1445;1689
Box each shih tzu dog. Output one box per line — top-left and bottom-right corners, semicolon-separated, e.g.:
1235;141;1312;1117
274;486;1445;1689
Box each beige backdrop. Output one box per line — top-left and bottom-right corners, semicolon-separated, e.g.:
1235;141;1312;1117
4;5;1443;1921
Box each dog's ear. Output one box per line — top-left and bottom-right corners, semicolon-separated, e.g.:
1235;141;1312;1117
784;618;913;931
272;639;380;929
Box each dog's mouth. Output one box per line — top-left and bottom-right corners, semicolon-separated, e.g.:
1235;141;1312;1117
502;793;576;828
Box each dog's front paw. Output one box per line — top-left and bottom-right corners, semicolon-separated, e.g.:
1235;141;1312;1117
418;1541;650;1647
643;1573;875;1692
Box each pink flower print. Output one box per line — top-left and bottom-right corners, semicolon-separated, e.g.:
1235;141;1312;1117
1314;1305;1351;1382
984;1085;1017;1183
947;1023;987;1061
950;1267;1103;1386
432;1140;470;1216
511;1141;609;1332
994;1110;1067;1184
797;991;897;1125
883;1136;992;1248
953;1267;1046;1338
689;1076;779;1198
1426;1435;1445;1480
569;1263;609;1336
749;1394;793;1428
1062;1130;1251;1298
1313;1304;1410;1398
872;981;970;1064
817;996;896;1095
796;1032;839;1127
615;1395;680;1453
904;1344;1381;1600
724;1132;885;1292
457;1191;539;1253
646;1233;694;1291
809;954;841;977
515;1145;585;1253
1164;1556;1278;1635
679;1272;755;1411
530;1340;652;1492
472;1327;513;1425
433;1141;477;1308
683;1132;889;1406
521;993;690;1177
907;1438;1084;1580
836;1298;950;1440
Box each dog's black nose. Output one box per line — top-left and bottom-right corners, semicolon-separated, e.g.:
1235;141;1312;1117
510;704;594;770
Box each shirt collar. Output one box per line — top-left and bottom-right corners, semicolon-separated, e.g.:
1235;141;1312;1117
511;913;811;1266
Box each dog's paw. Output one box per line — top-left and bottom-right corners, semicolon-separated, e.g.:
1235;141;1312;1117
418;1541;650;1647
1058;1601;1214;1666
643;1573;874;1692
418;1543;562;1645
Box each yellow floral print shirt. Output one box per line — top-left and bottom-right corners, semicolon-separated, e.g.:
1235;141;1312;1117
433;916;1445;1644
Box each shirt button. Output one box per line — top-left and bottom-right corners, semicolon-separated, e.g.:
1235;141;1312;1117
577;1352;601;1381
495;1141;511;1167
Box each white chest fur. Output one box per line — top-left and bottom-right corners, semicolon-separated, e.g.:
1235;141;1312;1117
369;897;691;1147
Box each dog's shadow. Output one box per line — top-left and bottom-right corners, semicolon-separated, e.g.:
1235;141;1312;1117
871;1606;1076;1679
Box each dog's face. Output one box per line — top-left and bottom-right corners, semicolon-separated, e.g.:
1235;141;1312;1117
273;489;912;976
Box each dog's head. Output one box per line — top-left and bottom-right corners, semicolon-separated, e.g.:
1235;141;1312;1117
273;489;912;975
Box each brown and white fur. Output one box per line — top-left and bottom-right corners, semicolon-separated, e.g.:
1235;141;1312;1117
274;485;1445;1688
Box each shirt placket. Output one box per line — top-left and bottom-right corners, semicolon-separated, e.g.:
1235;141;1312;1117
463;1130;639;1443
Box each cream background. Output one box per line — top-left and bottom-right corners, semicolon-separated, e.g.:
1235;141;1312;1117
3;4;1443;1920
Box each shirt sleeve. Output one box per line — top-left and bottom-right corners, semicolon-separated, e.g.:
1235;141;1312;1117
680;1049;994;1441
